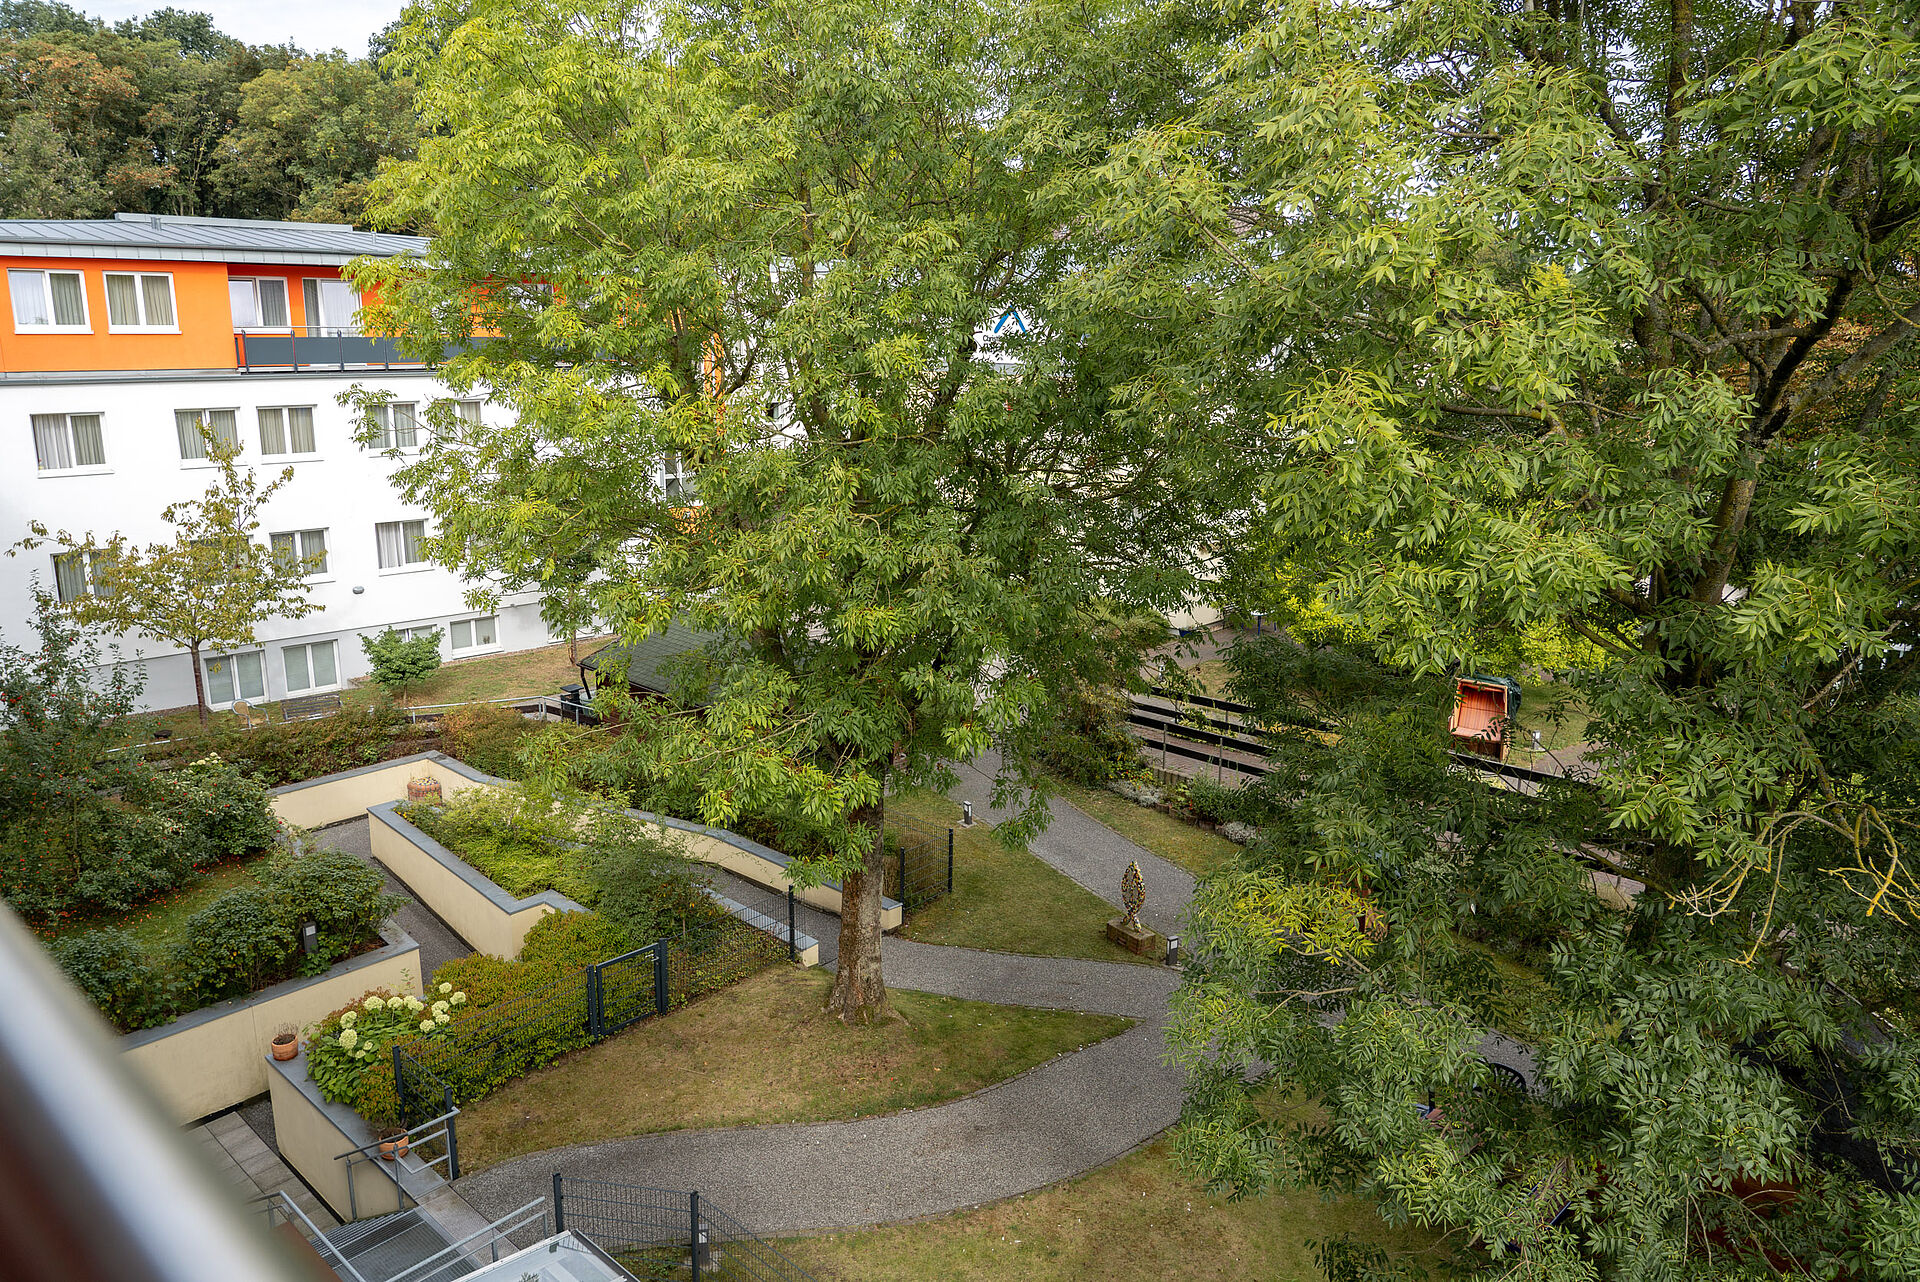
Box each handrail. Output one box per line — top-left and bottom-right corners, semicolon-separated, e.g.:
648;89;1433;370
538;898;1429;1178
250;1191;370;1282
331;1106;460;1165
378;1198;549;1282
334;1104;460;1220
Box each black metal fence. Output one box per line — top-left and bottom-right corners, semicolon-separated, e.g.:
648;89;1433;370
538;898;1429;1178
395;919;785;1125
551;1175;820;1282
884;819;953;915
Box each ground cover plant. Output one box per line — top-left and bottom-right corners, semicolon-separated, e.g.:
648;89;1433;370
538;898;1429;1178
454;966;1132;1171
887;789;1157;967
1045;776;1239;879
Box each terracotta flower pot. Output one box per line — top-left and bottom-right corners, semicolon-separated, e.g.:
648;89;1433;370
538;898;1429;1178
271;1034;298;1061
379;1135;409;1162
407;778;443;802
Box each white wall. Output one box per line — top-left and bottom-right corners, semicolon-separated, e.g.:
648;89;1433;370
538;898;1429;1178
0;370;552;710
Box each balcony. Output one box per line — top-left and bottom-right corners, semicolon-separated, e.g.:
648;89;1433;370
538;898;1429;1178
234;327;438;374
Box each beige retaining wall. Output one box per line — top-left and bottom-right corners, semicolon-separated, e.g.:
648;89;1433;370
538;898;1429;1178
367;804;569;960
268;752;492;831
268;1052;407;1222
671;825;903;932
122;929;422;1124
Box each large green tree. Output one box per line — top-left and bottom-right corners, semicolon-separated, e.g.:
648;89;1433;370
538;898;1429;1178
354;0;1230;1020
1081;0;1920;1277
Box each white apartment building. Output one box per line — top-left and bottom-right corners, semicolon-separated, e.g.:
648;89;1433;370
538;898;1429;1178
0;213;551;712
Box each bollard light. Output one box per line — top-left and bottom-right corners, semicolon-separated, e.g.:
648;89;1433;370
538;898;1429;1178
1166;935;1180;967
962;800;974;827
300;922;318;956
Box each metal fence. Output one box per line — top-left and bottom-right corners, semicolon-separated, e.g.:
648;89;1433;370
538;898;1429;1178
551;1175;820;1282
884;818;953;915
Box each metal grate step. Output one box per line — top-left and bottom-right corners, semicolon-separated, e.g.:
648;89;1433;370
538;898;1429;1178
320;1208;475;1282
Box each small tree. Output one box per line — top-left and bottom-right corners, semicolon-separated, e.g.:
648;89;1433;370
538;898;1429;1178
359;628;442;705
11;430;320;723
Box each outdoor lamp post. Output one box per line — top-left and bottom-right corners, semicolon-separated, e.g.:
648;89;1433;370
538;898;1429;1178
1166;935;1181;967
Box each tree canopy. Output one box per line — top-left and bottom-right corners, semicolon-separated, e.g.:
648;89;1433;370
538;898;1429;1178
353;0;1237;1021
1080;0;1920;1276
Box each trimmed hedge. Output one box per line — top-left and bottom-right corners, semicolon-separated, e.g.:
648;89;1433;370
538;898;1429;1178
147;700;424;788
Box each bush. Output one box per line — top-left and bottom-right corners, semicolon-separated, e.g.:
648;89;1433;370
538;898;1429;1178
305;986;466;1127
517;910;644;974
151;699;415;787
585;814;710;946
262;845;406;964
1184;776;1257;826
438;703;536;779
50;928;177;1031
1036;684;1142;785
172;886;298;1005
360;629;444;702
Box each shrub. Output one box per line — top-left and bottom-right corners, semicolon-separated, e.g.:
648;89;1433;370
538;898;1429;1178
360;629;444;702
305;986;465;1126
151;699;414;787
172;887;298;1005
1185;776;1255;825
261;844;406;963
50;928;177;1031
517;910;643;975
584;815;709;946
438;703;536;779
1036;684;1142;785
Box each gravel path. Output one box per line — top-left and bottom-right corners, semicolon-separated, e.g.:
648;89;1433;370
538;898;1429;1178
311;818;472;980
947;748;1196;938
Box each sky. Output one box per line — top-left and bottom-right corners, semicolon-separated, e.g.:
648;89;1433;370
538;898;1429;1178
82;1;405;58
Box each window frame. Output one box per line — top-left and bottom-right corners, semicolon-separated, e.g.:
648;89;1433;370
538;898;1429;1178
228;276;290;331
9;268;91;333
31;411;110;475
281;639;340;695
173;408;242;466
369;402;421;452
257;405;319;459
374;518;430;572
269;528;330;580
51;550;112;603
203;649;267;708
448;615;501;653
103;271;179;334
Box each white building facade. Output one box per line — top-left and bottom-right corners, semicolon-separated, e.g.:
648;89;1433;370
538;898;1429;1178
0;214;551;712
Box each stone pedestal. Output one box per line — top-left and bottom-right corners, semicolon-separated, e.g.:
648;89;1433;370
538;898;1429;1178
1106;917;1163;957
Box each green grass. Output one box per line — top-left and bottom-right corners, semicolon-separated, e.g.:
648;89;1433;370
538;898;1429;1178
37;856;264;950
886;789;1160;966
1513;677;1593;756
1045;776;1238;878
778;1135;1444;1282
456;967;1132;1172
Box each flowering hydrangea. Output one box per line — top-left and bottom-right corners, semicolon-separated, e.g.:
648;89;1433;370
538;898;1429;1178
340;1011;357;1029
450;991;467;1006
364;996;384;1011
438;982;453;996
419;1019;435;1033
431;1000;449;1016
434;1011;450;1025
339;1028;359;1051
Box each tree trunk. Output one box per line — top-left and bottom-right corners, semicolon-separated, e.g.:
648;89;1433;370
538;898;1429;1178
189;641;208;726
827;787;892;1024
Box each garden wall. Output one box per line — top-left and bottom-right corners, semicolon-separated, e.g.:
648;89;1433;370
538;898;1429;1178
267;751;494;830
267;1048;408;1222
121;925;422;1124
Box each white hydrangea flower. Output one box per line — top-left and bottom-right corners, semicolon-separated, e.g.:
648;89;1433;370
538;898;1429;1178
405;996;424;1013
450;991;467;1005
364;996;384;1011
339;1029;359;1051
419;1019;435;1034
340;1011;357;1028
431;1001;449;1016
434;1011;450;1025
438;982;453;995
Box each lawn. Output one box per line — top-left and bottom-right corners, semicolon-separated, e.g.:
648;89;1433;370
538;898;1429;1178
1512;676;1594;756
36;855;263;950
1045;776;1238;878
141;637;613;738
778;1135;1445;1282
886;789;1159;966
454;967;1131;1172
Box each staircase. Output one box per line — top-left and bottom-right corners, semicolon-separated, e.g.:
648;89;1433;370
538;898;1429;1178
319;1208;474;1282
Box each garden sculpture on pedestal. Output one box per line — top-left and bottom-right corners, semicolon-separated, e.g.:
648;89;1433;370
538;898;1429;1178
1121;860;1146;930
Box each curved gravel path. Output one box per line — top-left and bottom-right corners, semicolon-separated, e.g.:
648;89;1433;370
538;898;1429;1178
457;759;1199;1233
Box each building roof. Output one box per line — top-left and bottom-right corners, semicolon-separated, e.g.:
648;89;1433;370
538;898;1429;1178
0;213;428;266
579;620;724;697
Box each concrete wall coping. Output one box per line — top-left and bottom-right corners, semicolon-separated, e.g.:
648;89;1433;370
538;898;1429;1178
120;922;421;1051
368;801;586;919
266;750;495;799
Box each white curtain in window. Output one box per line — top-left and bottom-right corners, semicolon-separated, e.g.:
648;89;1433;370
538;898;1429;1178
473;616;496;646
175;411;208;460
259;408;286;455
309;640;337;687
32;414;73;470
106;274;139;326
9;270;47;326
302;529;327;573
49;273;85;326
283;644;311;692
376;521;424;568
288;406;315;453
52;552;87;602
257;278;289;327
141;275;175;327
229;280;258;328
69;414;104;466
235;652;264;701
205;656;234;705
455;400;482;424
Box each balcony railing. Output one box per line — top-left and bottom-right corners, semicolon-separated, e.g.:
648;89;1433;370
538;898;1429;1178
234;326;435;373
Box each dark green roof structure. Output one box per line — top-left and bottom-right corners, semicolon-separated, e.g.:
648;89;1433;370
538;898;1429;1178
577;620;723;699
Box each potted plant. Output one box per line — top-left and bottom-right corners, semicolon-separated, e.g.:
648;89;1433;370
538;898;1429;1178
270;1024;299;1061
377;1128;410;1161
406;773;443;803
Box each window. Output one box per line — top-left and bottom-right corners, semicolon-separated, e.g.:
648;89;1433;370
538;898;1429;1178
32;413;106;471
9;269;88;332
451;399;483;427
204;651;265;705
369;403;419;450
270;529;329;576
258;406;317;456
229;277;289;329
375;519;428;569
449;615;498;651
104;272;176;331
391;625;442;645
51;551;111;602
175;409;240;462
302;277;360;335
659;453;696;498
282;640;338;694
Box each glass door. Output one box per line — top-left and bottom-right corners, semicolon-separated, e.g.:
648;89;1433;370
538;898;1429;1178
302;278;361;336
